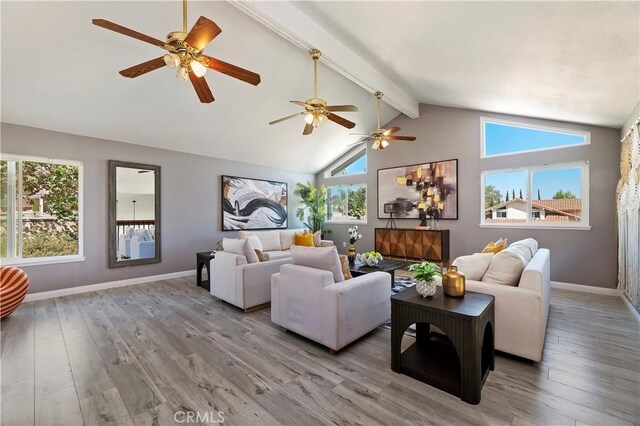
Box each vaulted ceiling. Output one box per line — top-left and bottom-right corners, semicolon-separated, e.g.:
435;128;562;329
2;1;637;174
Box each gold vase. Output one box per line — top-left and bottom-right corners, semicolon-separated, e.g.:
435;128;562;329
443;266;465;297
347;244;356;264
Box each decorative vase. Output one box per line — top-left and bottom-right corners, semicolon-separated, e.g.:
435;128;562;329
443;266;465;297
416;279;437;297
347;244;356;264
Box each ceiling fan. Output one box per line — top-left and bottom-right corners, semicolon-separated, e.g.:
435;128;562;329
351;92;416;150
92;0;261;103
269;49;358;135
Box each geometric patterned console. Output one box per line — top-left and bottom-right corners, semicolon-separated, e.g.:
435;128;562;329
375;228;450;268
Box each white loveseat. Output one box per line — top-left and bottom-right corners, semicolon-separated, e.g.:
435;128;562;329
438;241;550;362
271;246;391;353
237;229;333;260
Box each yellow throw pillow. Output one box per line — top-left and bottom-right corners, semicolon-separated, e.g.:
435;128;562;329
482;240;506;254
295;232;314;247
339;255;353;280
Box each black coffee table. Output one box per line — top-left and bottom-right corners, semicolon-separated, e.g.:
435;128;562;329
349;259;408;285
391;286;495;404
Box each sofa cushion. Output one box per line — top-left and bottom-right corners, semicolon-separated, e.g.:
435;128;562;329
239;230;281;252
482;238;507;254
244;234;264;252
481;248;526;286
291;245;345;283
279;229;304;250
507;243;532;264
312;230;322;247
223;237;259;264
254;249;266;262
451;252;494;280
262;250;292;261
510;238;538;258
294;232;314;247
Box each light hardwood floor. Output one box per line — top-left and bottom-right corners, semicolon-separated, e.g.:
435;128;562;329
1;277;638;425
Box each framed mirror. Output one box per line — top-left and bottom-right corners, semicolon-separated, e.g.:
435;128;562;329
108;160;161;268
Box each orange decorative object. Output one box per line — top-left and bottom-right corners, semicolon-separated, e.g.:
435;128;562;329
0;267;29;319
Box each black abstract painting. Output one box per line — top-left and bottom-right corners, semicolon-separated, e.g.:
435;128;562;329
222;176;288;230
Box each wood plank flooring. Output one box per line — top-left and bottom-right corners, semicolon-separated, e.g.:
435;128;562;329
1;277;638;425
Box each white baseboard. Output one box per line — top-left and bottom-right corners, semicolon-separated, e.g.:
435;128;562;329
24;270;196;302
550;281;619;296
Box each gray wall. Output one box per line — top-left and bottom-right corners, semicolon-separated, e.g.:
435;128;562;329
318;104;621;288
1;123;314;293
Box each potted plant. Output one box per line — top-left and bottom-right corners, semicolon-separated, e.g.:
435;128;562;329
294;182;328;233
347;225;362;263
409;261;442;297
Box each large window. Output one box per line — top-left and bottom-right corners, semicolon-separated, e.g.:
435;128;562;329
481;118;589;158
324;147;367;178
482;162;589;229
326;184;367;223
1;154;83;265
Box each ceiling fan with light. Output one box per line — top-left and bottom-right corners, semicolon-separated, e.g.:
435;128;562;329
351;92;416;150
92;0;261;103
269;49;358;135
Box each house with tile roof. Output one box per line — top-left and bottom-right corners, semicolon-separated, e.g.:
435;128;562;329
485;198;582;223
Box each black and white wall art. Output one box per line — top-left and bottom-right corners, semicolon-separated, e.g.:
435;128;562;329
222;175;288;230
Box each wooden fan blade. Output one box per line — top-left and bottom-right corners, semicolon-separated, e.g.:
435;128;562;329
290;101;309;108
387;135;416;141
119;57;166;78
204;56;260;86
349;134;371;136
383;126;401;136
303;123;314;135
327;113;356;129
184;16;222;51
326;105;358;112
92;19;165;47
269;112;304;125
189;72;214;103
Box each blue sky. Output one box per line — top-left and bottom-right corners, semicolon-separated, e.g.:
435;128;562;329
340;153;367;175
485;122;585;156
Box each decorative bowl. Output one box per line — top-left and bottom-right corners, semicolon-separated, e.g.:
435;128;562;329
416;279;436;297
356;252;383;266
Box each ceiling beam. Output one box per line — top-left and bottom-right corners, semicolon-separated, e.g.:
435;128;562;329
227;0;420;119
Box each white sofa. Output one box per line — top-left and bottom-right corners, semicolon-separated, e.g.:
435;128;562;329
237;229;333;260
211;251;291;312
438;245;550;362
271;247;391;353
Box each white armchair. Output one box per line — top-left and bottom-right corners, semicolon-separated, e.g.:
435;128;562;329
211;251;292;312
130;235;155;259
271;264;391;353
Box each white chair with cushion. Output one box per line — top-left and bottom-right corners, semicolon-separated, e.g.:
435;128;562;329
211;237;292;312
437;238;550;361
271;245;391;353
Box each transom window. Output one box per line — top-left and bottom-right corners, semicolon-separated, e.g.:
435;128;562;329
481;118;589;158
482;162;589;229
325;147;367;178
1;154;84;266
326;183;367;223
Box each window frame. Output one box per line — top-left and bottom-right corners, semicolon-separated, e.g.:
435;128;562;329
325;183;368;224
480;161;590;230
480;117;590;159
324;146;367;179
0;153;85;266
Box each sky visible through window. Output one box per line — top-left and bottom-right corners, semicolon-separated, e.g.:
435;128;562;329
484;122;586;157
484;122;584;202
340;154;366;175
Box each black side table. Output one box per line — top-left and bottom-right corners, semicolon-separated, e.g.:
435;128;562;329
391;286;495;405
196;251;216;291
